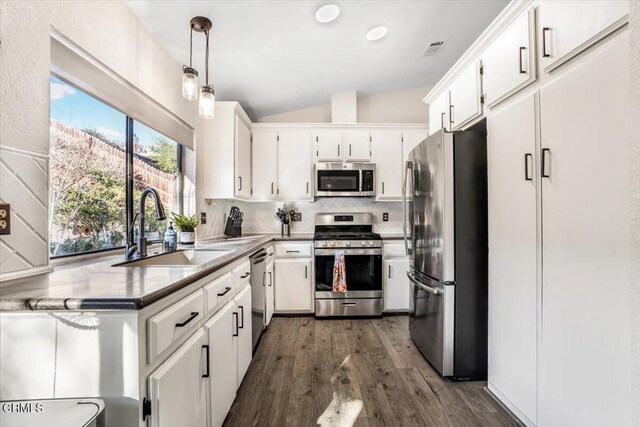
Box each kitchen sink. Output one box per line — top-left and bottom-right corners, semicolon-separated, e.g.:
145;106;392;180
113;249;232;267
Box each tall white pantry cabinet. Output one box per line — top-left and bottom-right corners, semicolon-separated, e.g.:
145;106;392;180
426;1;632;426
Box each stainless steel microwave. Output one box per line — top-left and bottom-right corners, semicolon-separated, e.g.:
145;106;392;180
314;163;376;197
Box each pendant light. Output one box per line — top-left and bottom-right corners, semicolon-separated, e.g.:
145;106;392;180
181;16;215;119
181;23;198;101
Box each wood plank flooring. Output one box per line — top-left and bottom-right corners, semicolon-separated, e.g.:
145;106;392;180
224;316;521;427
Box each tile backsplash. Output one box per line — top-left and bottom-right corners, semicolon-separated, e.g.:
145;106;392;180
197;198;405;239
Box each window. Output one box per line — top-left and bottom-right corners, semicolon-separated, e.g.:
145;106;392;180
49;75;182;258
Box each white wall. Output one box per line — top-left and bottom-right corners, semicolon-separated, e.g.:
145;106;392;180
0;1;196;280
256;85;432;124
630;1;640;423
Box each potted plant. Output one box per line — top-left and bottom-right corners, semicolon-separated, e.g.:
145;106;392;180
171;212;199;244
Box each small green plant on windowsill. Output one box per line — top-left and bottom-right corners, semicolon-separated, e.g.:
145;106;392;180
171;212;199;244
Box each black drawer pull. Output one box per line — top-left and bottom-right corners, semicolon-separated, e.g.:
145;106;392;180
238;305;244;328
217;286;231;297
342;302;357;306
240;272;250;279
202;345;210;378
175;311;198;327
233;312;239;336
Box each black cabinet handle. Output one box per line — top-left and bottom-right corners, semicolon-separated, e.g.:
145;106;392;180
263;272;266;286
268;271;273;286
525;153;533;181
240;272;250;279
519;47;526;74
449;104;454;125
388;265;392;278
238;176;243;191
175;312;198;327
541;148;551;178
542;27;551;57
382;182;385;194
305;266;308;279
202;345;210;378
441;112;445;130
337;144;340;156
217;286;231;297
233;312;239;336
238;306;244;328
286;250;300;253
349;144;352;156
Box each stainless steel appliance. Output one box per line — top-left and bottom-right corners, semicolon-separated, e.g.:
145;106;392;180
315;163;375;197
249;249;267;350
403;123;488;380
314;213;383;316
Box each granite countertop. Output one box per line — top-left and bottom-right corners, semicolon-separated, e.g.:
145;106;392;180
0;233;404;312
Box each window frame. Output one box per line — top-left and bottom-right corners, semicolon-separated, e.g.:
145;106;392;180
49;80;184;259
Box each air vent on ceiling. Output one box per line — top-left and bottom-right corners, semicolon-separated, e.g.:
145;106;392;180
422;41;446;57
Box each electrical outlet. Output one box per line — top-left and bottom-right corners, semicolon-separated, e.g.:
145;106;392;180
200;212;207;225
383;212;389;222
0;204;10;235
292;212;302;222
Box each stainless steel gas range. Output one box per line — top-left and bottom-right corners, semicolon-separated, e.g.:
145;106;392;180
313;213;383;317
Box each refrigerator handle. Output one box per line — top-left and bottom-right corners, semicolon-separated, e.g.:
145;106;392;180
402;160;413;256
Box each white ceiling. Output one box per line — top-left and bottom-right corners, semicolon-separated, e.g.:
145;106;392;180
124;0;508;119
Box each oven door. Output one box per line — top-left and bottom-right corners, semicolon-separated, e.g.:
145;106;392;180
314;248;382;298
315;170;361;197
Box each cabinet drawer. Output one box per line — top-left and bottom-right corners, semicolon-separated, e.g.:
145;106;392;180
204;272;234;314
148;290;204;362
233;260;251;287
274;243;312;258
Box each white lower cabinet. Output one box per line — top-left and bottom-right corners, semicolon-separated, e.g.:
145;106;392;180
205;303;237;427
274;257;313;313
234;286;252;386
382;257;410;311
148;329;208;427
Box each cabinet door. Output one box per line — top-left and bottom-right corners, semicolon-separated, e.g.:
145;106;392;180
315;130;343;161
265;257;275;326
251;131;278;201
539;0;628;72
539;39;630;427
234;116;252;200
148;329;207;427
374;130;404;201
235;287;252;386
274;258;313;312
428;91;450;135
383;258;410;311
343;130;371;161
277;130;313;200
449;61;483;129
205;302;237;427
486;94;538;425
482;8;536;108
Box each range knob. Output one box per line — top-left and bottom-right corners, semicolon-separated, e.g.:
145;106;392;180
361;241;366;246
346;241;352;247
322;241;328;247
330;241;336;247
369;241;374;246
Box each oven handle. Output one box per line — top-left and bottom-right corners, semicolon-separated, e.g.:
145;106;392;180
314;248;382;256
407;272;442;295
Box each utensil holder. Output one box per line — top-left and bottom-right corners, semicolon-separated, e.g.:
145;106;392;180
224;217;242;237
281;223;290;237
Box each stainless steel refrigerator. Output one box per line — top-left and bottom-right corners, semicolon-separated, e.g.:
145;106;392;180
402;123;488;380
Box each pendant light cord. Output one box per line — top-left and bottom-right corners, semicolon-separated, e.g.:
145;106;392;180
189;24;194;68
205;29;210;85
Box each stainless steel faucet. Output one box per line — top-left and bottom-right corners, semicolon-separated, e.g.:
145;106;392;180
125;187;166;260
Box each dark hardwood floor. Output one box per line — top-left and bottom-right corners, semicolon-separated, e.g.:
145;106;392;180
224;316;521;427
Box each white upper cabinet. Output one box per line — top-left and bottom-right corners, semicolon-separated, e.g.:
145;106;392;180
200;102;253;200
428;90;450;135
482;7;536;108
448;61;483;130
235;116;252;200
343;130;372;161
373;130;404;201
251;130;278;201
277;130;313;200
539;1;629;72
315;130;343;161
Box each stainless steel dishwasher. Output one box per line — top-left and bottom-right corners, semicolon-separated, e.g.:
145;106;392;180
249;248;267;350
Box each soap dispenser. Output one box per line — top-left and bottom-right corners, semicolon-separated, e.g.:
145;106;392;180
164;222;177;251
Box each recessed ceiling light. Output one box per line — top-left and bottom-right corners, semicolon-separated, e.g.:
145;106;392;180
366;26;388;41
316;4;340;23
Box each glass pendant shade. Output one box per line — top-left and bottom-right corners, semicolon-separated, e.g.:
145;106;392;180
199;85;215;119
182;67;199;101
